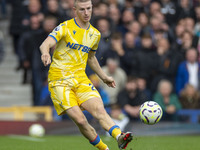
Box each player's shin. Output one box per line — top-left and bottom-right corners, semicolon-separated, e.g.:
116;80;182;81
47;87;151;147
90;134;108;150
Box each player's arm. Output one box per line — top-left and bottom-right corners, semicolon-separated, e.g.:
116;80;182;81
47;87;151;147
40;36;56;66
87;51;116;88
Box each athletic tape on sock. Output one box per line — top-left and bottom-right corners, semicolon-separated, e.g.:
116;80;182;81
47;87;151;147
90;135;100;146
108;125;120;136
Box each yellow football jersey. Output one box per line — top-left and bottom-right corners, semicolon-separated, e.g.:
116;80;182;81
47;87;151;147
48;18;101;82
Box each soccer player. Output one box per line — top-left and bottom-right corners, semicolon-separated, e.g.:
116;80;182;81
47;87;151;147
39;0;133;149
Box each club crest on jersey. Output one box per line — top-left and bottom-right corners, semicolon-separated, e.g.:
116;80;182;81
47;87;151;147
73;30;77;35
66;42;91;53
89;33;93;39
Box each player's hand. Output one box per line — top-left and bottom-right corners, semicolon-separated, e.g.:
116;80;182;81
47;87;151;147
41;53;51;66
103;76;116;88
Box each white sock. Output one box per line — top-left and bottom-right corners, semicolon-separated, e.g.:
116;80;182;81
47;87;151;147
116;133;121;141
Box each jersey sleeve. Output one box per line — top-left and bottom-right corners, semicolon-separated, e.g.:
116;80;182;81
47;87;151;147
49;22;67;43
91;33;101;51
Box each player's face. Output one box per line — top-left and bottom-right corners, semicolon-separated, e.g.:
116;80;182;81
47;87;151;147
74;1;92;23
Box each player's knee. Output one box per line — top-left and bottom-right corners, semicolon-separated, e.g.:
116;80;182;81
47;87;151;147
75;117;88;127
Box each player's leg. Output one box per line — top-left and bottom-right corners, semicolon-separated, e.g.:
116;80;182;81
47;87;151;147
76;77;133;149
65;105;109;150
49;80;109;150
81;98;121;137
66;106;96;139
81;98;133;149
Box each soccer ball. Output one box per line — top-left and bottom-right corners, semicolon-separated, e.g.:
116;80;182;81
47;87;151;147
139;101;163;125
29;124;45;137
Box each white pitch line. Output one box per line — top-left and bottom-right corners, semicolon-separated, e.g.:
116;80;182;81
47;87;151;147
8;135;46;142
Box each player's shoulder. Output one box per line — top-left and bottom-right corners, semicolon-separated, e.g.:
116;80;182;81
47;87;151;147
57;18;74;27
66;18;75;25
53;21;67;32
60;18;80;30
89;24;101;36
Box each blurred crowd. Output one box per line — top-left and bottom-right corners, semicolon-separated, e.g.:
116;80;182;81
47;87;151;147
2;0;200;122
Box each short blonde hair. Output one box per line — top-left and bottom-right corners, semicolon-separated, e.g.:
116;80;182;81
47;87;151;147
74;0;91;6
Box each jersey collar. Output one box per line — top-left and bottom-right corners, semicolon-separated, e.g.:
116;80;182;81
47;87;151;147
74;18;90;30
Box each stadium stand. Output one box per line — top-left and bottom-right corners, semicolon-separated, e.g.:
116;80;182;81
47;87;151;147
0;106;52;121
1;0;200;123
178;109;200;123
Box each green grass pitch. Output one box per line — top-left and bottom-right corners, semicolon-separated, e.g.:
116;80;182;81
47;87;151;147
1;135;200;150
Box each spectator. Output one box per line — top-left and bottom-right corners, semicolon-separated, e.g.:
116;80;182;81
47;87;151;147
60;0;75;19
120;32;138;75
31;16;57;105
133;34;156;81
97;2;110;17
153;10;167;24
101;32;123;66
102;32;138;76
178;31;196;58
96;17;112;63
184;17;195;35
176;47;200;94
109;5;121;30
91;2;112;26
153;11;174;41
45;0;67;24
140;33;155;52
194;6;200;37
177;0;196;20
138;12;151;35
149;1;161;17
9;0;26;69
117;76;148;119
172;22;185;54
118;9;135;35
160;0;177;26
89;74;110;106
109;104;130;132
100;58;127;104
150;12;173;44
153;79;182;121
22;0;44;28
140;0;151;14
18;15;42;84
91;3;101;18
179;84;200;109
149;16;164;44
137;76;152;100
107;0;119;7
184;18;199;48
124;0;134;11
128;21;141;47
133;0;148;18
151;38;181;93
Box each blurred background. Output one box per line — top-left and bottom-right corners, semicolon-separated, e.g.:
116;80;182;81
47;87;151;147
0;0;200;138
